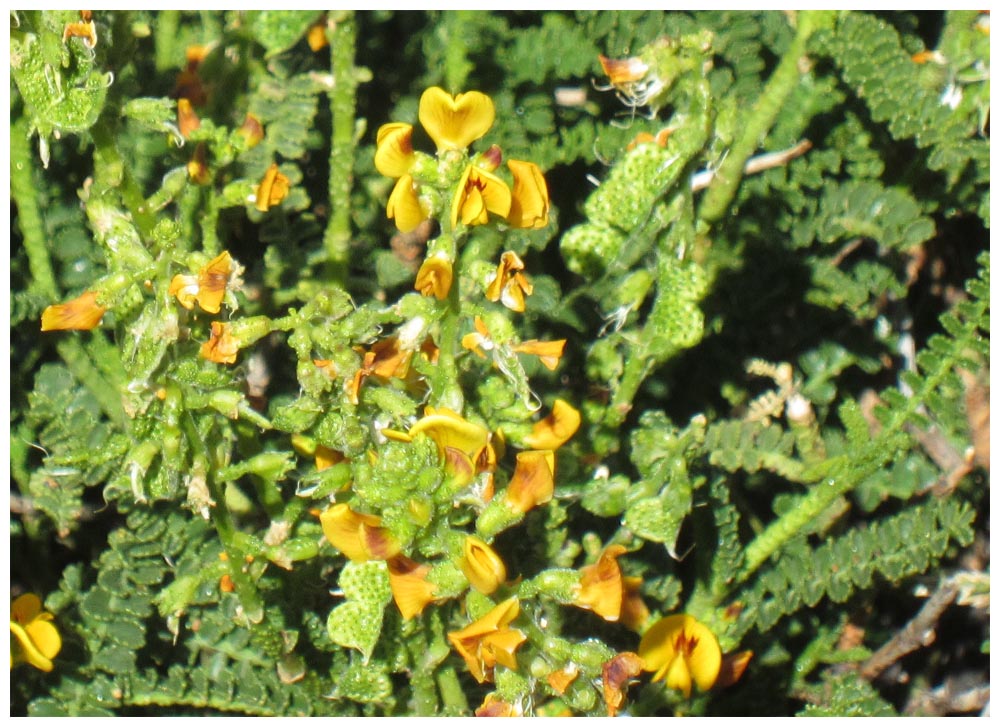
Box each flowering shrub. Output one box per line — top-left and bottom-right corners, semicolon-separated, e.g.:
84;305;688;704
11;10;989;717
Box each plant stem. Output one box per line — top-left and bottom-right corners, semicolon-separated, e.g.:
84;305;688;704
90;119;158;241
698;10;830;224
11;117;58;299
443;11;474;92
154;10;180;72
436;665;469;714
55;339;127;429
324;11;359;284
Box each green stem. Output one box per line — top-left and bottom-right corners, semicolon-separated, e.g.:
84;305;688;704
154;10;181;72
698;10;829;224
323;11;359;283
90;119;157;241
56;339;127;429
435;665;469;715
443;11;474;92
11;117;58;299
429;233;465;411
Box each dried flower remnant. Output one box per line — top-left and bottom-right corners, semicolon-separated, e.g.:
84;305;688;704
177;98;200;138
187;143;211;184
255;163;290;212
10;594;62;672
237;113;264;148
546;664;580;695
602;652;644;717
448;596;526;683
475;693;523;717
41;290;107;331
200;321;240;364
638;614;722;698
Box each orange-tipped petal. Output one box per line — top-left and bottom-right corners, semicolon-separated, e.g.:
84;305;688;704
506;160;549;229
418;86;495;151
41;291;106;331
194;251;233;314
523;399;580;450
238;113;265;148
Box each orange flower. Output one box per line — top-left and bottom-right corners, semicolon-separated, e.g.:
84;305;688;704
237;113;264;148
620;575;650;632
574;545;626;621
41;291;106;331
447;596;526;683
62;17;97;48
511;339;565;371
523;399;580;450
626;127;673;151
451;165;511;229
504;450;555;514
506;160;549;230
347;336;414;404
314;445;345;472
638;614;722;698
415;252;453;300
460;536;507;595
307;15;329;51
169;251;235;314
598;54;650;86
485;251;533;312
255;163;290;212
387;554;437;620
177;98;201;138
602;652;644;717
546;664;580;695
319;503;401;562
200;321;240;364
187;143;211;185
475;693;523;717
418;86;495;152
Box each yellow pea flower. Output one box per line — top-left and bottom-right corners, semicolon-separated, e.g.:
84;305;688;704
319;503;401;563
504;450;555;514
386;554;437;620
375;122;416;178
169;251;235;314
485;251;534;312
523;399;581;450
574;545;626;622
10;594;62;672
418;86;495;152
255;163;290;212
460;536;507;595
41;290;107;332
450;165;512;229
414;252;453;300
506;160;550;229
638;614;722;698
448;596;526;684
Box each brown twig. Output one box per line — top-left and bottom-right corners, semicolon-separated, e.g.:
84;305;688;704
859;579;959;680
691;139;813;192
904;678;990;716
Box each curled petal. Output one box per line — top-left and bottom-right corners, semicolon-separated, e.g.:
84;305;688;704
41;291;106;331
168;274;200;310
409;408;491;463
195;251;234;314
448;597;525;683
255;163;290;212
62;18;97;48
451;165;512;229
505;450;555;514
375;122;416;178
602;652;644;717
575;545;626;621
511;339;565;371
200;321;240;364
387;175;428;233
10;594;62;672
418;86;495;151
506;160;550;229
546;664;580;695
414;252;453;300
319;503;401;562
523;399;581;450
461;536;507;595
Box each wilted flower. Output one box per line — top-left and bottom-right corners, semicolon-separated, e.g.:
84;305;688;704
504;450;555;514
200;321;240;364
602;652;644;717
169;251;236;314
448;596;526;684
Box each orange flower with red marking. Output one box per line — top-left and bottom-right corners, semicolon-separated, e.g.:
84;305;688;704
638;614;722;698
169;251;236;314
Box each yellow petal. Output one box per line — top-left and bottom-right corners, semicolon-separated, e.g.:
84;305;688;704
387;555;437;620
11;594;43;624
387;175;427;233
418;86;495;151
375;123;416;178
168;274;200;310
414;253;453;301
504;450;555;513
409;409;490;463
511;339;565;371
665;652;694;698
451;166;512;229
523;399;580;450
638;614;721;696
199;321;239;364
461;536;507;595
25;618;62;662
255;163;290;212
195;251;233;314
506;160;549;229
575;545;626;621
41;291;107;331
319;504;400;562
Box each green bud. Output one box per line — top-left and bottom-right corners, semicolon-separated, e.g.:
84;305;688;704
123;97;177;133
560;223;625;278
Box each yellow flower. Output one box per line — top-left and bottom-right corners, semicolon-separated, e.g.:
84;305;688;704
41;290;107;331
386;175;428;233
386;554;438;620
384;407;496;487
638;614;722;698
418;86;495;152
460;536;507;595
314;445;345;472
255;163;290;212
375;122;416;178
447;596;526;684
307;15;329;51
574;545;625;621
511;339;565;371
62;14;97;49
506;160;550;229
620;575;651;632
485;251;533;312
523;399;581;450
602;652;644;717
237;113;265;148
451;164;512;229
187;143;211;185
319;503;401;562
10;594;62;672
200;321;240;364
169;251;235;314
414;252;453;300
504;450;555;514
177;98;201;138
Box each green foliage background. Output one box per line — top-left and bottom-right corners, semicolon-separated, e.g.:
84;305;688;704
10;9;989;716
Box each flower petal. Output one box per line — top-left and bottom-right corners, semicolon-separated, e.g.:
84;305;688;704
504;450;555;513
387;554;437;620
451;166;512;229
41;291;107;331
414;252;453;300
375;122;416;178
506;160;549;229
461;536;507;595
387;175;427;233
255;163;290;212
523;399;580;450
418;86;495;151
575;545;626;621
